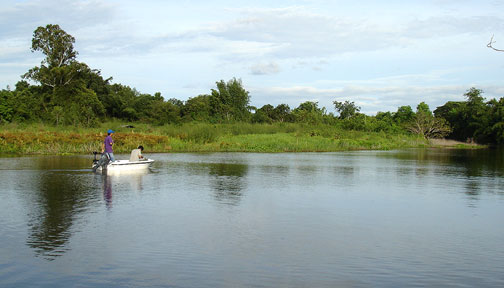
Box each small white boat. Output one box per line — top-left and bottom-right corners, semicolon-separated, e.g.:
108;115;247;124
92;152;154;172
96;159;155;172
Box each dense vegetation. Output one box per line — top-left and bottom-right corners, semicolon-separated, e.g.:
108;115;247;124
1;24;503;147
0;122;434;154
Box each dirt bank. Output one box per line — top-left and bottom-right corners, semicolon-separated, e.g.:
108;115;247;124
429;138;482;148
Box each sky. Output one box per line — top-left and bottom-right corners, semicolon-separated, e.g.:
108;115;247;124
1;0;504;115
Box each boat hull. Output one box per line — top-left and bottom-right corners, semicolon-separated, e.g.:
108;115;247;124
95;159;154;172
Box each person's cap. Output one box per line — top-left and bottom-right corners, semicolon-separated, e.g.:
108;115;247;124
107;129;115;134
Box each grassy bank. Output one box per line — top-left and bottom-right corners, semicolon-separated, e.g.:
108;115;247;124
1;122;432;154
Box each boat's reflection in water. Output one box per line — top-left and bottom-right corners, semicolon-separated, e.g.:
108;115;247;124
100;169;149;209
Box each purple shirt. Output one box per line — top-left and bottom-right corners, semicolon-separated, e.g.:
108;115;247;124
104;135;114;153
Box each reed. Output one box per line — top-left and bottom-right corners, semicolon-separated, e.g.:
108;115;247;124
0;122;430;155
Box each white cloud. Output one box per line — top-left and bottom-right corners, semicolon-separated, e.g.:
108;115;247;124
1;0;504;114
250;62;280;75
405;15;504;39
209;7;389;58
0;0;115;38
0;0;117;66
202;6;504;61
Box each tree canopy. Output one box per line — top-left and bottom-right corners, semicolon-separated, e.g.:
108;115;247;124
2;24;504;145
333;100;360;119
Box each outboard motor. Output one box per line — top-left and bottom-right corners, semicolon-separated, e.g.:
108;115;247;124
92;152;110;172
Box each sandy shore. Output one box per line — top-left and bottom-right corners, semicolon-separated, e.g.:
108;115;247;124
429;138;481;147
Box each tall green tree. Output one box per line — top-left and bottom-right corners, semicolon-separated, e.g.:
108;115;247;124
20;24;105;126
333;100;361;119
293;101;326;124
393;105;415;125
252;104;274;123
151;101;181;125
52;82;104;125
23;24;86;90
416;102;431;115
0;89;13;122
407;102;451;139
489;97;504;144
31;24;77;67
272;104;292;122
183;95;212;121
434;101;466;140
82;69;113;107
464;88;492;142
433;88;499;143
210;78;251;121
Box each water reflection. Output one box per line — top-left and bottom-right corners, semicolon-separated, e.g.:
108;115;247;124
415;167;429;177
207;163;248;206
26;157;94;260
332;166;355;176
382;148;504;202
103;172;113;209
388;148;504;178
99;170;148;209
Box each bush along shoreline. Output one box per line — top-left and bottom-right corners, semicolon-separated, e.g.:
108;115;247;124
0;122;483;155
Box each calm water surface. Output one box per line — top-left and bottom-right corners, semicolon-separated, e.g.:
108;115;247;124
1;149;504;287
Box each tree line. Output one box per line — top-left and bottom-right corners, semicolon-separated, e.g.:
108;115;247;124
1;24;504;144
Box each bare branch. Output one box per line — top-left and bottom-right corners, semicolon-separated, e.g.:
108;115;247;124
487;35;504;52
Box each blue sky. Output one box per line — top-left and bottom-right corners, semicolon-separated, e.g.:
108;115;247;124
1;0;503;114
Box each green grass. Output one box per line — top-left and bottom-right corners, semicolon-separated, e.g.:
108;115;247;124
0;122;429;155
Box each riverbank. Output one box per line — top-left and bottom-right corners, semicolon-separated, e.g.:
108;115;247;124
428;138;482;148
0;122;481;154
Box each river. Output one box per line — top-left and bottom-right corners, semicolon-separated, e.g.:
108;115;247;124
1;149;503;287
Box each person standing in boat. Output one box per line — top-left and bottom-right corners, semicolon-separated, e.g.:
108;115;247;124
102;129;115;162
130;145;145;162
